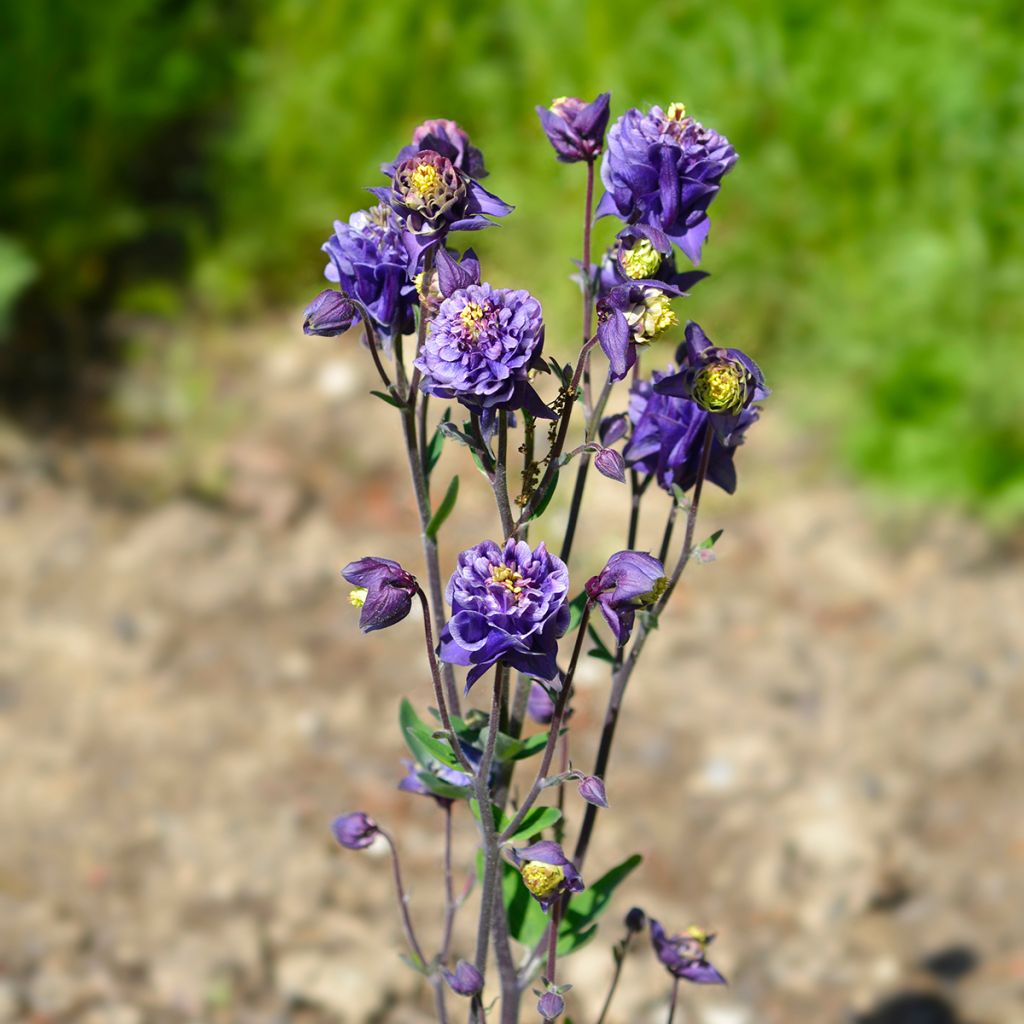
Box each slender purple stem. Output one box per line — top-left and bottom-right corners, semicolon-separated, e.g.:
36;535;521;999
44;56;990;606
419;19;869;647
595;930;635;1024
380;829;428;968
666;977;680;1024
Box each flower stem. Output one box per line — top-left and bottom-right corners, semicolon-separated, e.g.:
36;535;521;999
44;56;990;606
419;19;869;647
440;802;456;960
658;497;678;565
558;453;590;563
666;977;681;1024
581;159;596;417
494;409;514;539
380;828;428;969
594;930;635;1024
627;470;643;550
545;901;562;985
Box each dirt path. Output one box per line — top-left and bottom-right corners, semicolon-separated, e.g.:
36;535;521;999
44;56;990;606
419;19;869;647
1;320;1021;1024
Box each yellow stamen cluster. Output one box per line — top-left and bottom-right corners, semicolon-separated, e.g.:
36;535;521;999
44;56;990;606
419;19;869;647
630;290;677;342
637;576;669;606
666;102;688;122
459;301;488;339
621;239;662;281
686;925;710;947
521;861;565;900
550;96;570;113
348;587;368;608
693;361;746;413
410;162;441;197
490;563;524;598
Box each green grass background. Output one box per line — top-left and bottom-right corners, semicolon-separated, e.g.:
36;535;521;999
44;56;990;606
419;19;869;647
3;0;1022;521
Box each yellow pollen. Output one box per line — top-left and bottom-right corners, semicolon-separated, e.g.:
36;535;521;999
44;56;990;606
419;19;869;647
410;163;441;196
667;102;688;121
686;925;710;946
694;362;745;413
521;861;565;899
413;272;425;296
550;95;570;112
637;576;669;606
459;301;488;339
490;563;524;596
639;293;677;340
621;239;662;280
348;587;368;608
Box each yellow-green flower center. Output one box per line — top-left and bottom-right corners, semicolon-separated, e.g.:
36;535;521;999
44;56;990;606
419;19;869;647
686;924;710;948
521;861;565;899
410;163;442;196
666;102;688;122
349;587;368;608
627;290;677;342
550;95;570;113
490;563;524;598
693;361;747;413
637;576;669;606
459;301;488;339
621;239;662;280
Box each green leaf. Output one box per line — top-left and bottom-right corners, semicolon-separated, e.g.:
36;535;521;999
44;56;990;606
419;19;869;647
508;731;552;761
425;410;450;477
505;805;562;843
586;624;616;663
469;799;507;832
400;699;460;769
426;475;459;539
566;591;589;632
370;389;403;409
529;468;559;522
398;951;429;974
416;770;469;800
563;853;642;930
556;922;598;957
697;528;724;549
500;860;549;947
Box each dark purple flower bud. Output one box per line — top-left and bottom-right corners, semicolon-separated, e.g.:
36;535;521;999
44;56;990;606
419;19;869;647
303;289;360;337
654;322;769;442
577;774;609;808
440;538;571;693
537;990;565;1020
650;919;726;984
535;93;611;164
625;906;647;933
586;551;668;646
442;959;484;997
599;412;629;447
321;205;416;344
410;118;488;179
434;246;482;297
330;812;379;850
506;840;584;912
414;283;554;423
593;446;626;483
527;681;556;725
341;557;418;633
597;103;738;265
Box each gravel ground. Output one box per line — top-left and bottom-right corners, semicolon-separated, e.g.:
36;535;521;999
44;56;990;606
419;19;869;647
1;318;1021;1024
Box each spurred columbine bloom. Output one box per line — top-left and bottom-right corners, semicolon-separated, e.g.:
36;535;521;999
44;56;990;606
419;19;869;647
654;322;769;442
586;551;668;646
321;205;417;344
440;539;570;691
597;103;737;264
649;920;726;985
303;289;360;337
341;557;418;633
330;812;379;850
507;840;585;912
371;149;511;265
414;283;553;425
595;224;708;301
397;118;488;179
536;93;611;163
596;282;680;382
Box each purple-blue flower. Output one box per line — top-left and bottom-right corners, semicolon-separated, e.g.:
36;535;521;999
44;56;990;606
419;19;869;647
393;118;487;179
341;557;418;633
536;93;611;163
527;681;557;725
596;281;680;382
330;812;379;850
440;539;570;692
397;758;474;808
413;282;553;423
370;149;512;266
654;322;769;441
597;103;737;264
507;840;584;912
442;959;484;997
321;205;416;343
650;920;726;985
303;289;360;337
586;551;668;646
537;989;565;1020
595;224;709;301
593;446;626;483
576;774;609;808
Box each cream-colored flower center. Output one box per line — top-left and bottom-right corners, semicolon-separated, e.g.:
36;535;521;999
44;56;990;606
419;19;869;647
521;861;564;899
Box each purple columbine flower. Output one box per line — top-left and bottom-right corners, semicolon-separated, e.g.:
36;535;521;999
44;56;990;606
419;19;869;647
413;283;554;425
654;322;769;442
303;289;360;337
507;841;585;912
596;281;681;382
341;557;418;633
649;920;726;985
536;93;611;163
597;103;737;265
393;118;488;179
586;550;668;646
440;539;570;692
576;774;609;808
594;446;626;483
442;960;484;997
321;205;417;344
626;366;760;495
330;812;379;850
537;989;565;1020
595;224;709;302
370;149;512;266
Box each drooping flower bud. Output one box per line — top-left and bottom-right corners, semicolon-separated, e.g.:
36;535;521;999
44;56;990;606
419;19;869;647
625;906;647;933
577;774;609;808
442;959;484;997
303;289;360;337
537;989;565;1020
594;447;626;483
586;551;668;646
507;841;585;912
536;93;611;163
341;557;418;633
330;812;379;850
650;918;727;984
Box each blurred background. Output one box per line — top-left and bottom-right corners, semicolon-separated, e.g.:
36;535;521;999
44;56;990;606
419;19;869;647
1;1;1021;1023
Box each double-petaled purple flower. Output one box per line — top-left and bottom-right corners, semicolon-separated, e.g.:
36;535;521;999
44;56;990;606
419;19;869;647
596;281;680;382
654;322;769;442
414;282;553;424
536;93;611;163
507;840;584;912
586;550;668;646
321;205;417;344
390;118;487;180
595;224;709;302
649;920;726;985
341;557;418;633
303;289;360;337
440;539;570;691
330;812;379;850
370;149;512;266
597;103;737;264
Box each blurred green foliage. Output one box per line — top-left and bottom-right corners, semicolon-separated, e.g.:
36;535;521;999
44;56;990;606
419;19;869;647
3;0;1022;521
